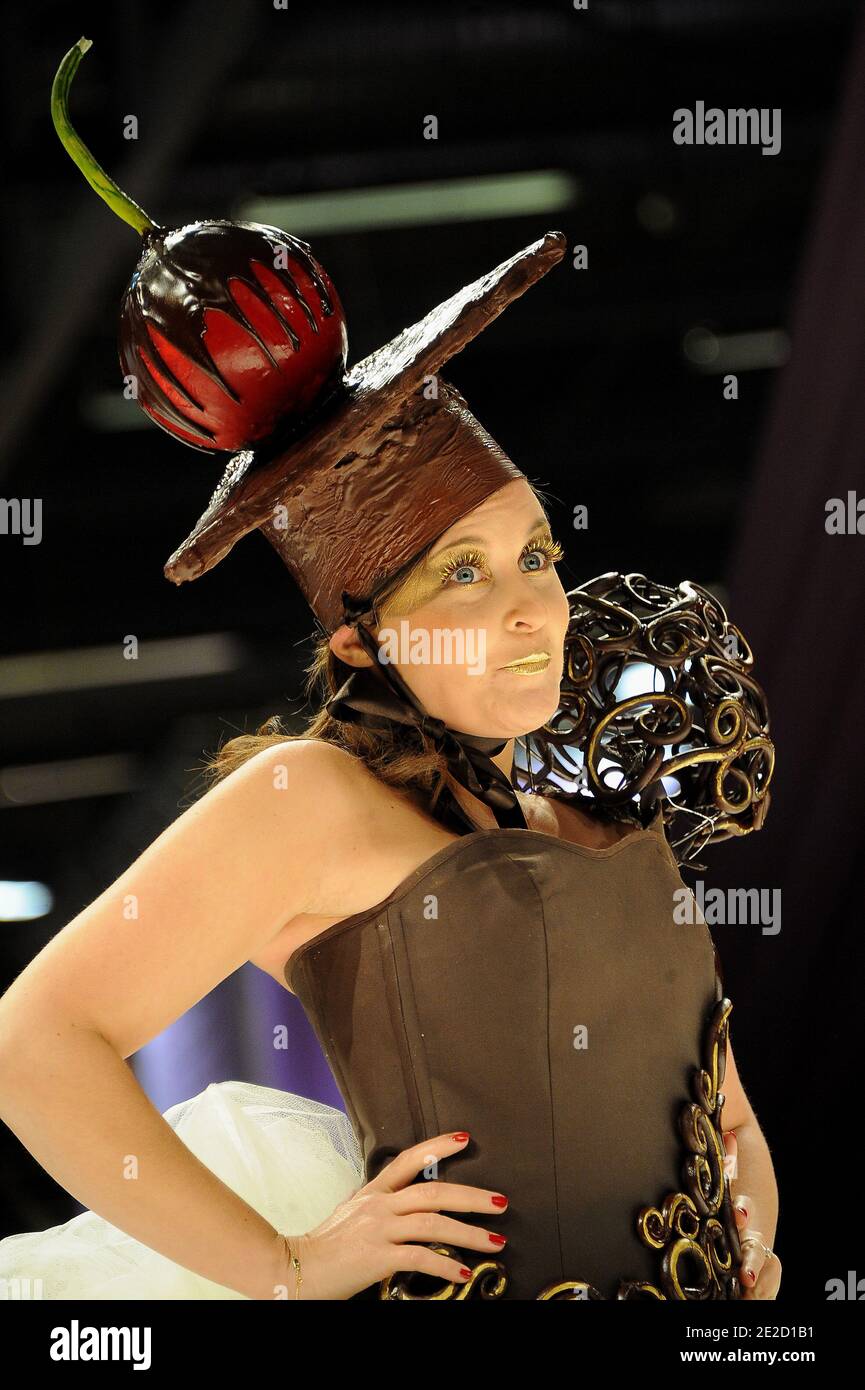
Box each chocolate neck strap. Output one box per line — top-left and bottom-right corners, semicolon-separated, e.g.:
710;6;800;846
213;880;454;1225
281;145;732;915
325;592;528;831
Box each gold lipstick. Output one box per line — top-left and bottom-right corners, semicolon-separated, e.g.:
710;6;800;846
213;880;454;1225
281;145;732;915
501;651;551;674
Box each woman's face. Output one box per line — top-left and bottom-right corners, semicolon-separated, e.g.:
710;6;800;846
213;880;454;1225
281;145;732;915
331;479;571;739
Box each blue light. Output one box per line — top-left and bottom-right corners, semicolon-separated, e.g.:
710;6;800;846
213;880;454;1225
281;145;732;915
0;880;54;921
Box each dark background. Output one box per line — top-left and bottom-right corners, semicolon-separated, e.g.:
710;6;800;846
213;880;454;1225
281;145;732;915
1;0;862;1303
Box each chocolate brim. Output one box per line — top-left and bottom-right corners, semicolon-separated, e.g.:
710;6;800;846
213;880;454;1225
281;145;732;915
163;229;567;584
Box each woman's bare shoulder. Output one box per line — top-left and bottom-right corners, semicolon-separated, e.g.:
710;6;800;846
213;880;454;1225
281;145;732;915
228;737;368;790
249;737;382;801
237;737;399;856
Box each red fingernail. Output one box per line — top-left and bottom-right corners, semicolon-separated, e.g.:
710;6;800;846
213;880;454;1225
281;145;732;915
491;1195;508;1208
746;1269;756;1283
723;1131;735;1142
489;1233;506;1246
736;1205;749;1219
452;1132;470;1142
460;1267;471;1278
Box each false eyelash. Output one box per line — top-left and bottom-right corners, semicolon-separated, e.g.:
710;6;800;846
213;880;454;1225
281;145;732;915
437;535;564;583
436;546;487;581
525;535;565;565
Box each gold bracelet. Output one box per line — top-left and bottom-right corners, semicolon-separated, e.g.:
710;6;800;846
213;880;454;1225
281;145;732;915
283;1235;302;1300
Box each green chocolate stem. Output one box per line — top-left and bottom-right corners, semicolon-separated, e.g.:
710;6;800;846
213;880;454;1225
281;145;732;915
51;37;157;236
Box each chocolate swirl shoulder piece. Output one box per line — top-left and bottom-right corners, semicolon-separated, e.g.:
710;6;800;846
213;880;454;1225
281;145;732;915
517;573;774;869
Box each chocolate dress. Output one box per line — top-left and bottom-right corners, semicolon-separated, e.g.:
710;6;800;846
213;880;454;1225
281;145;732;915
0;794;741;1302
286;798;742;1301
0;794;741;1304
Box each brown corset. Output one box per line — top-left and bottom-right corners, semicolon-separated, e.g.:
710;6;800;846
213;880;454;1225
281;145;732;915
285;803;742;1300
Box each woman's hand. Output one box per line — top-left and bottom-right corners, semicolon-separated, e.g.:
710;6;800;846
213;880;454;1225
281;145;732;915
279;1130;507;1300
723;1130;782;1300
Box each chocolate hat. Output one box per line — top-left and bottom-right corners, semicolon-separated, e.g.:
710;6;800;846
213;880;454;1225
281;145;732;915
162;229;567;634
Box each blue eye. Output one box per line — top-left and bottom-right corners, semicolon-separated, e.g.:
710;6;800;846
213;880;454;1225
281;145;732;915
437;548;488;586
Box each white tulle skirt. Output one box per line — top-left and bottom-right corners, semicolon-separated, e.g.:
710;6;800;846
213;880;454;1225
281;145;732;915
0;1080;366;1300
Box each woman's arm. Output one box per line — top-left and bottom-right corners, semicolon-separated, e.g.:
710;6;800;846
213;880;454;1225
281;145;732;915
719;1038;781;1296
720;1040;778;1243
0;739;356;1300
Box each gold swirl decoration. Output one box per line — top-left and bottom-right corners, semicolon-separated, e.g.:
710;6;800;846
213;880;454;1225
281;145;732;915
514;572;775;869
379;1254;508;1300
378;996;741;1301
625;996;742;1301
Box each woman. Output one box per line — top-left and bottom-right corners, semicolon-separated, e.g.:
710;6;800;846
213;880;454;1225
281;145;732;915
0;42;780;1300
0;476;779;1300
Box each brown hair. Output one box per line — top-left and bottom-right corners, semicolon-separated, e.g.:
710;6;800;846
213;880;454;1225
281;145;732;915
200;483;553;814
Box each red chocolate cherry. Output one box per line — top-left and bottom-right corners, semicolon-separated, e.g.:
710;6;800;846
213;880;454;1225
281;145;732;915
119;220;347;452
52;38;348;454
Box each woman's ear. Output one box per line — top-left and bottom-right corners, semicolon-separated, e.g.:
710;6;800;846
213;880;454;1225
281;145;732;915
328;623;376;668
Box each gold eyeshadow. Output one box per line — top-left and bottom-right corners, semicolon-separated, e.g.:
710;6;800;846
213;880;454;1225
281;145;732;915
435;532;564;584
